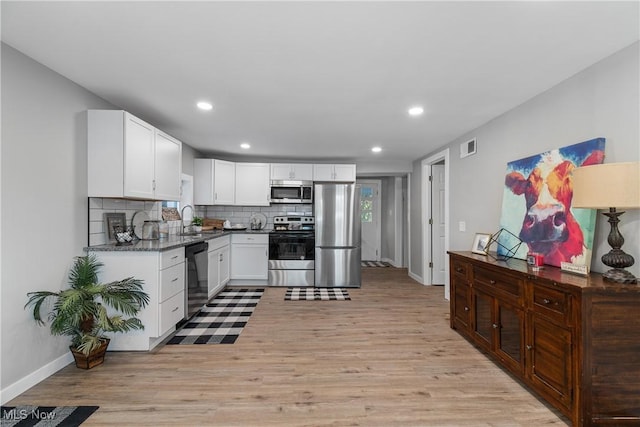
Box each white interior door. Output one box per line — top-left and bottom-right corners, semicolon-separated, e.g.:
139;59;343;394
359;180;381;261
431;164;445;284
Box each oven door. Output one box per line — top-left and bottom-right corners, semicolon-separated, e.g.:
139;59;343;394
268;232;315;286
269;232;315;262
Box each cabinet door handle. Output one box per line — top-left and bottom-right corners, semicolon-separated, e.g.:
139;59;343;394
526;345;533;351
490;279;497;285
171;255;179;259
171;306;179;313
492;323;499;329
171;277;178;282
455;267;463;273
464;306;470;312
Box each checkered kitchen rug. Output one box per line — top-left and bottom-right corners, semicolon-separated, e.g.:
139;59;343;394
167;288;264;345
285;287;351;301
361;260;392;267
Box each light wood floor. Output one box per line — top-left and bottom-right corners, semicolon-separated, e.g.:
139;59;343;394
9;267;569;426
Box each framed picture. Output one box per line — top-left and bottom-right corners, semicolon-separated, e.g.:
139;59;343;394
104;213;126;243
499;138;605;267
472;233;491;255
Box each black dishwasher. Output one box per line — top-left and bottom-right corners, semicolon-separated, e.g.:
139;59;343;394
184;241;208;321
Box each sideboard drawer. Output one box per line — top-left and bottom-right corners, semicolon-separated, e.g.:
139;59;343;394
452;258;470;279
532;284;571;325
474;266;523;301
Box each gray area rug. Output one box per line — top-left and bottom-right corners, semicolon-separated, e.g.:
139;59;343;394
0;406;98;426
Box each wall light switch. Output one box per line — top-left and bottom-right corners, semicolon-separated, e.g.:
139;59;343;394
459;221;466;232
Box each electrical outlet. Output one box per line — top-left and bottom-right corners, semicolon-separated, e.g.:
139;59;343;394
459;221;466;232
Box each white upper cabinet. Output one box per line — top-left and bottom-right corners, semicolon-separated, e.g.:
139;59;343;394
88;110;182;200
194;159;236;205
270;163;313;181
123;114;155;199
235;163;270;206
153;130;182;201
313;164;356;182
214;160;235;205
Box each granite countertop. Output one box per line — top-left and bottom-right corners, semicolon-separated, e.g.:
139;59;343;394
85;229;271;252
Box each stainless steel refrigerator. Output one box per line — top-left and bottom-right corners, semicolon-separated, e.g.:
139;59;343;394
314;183;361;288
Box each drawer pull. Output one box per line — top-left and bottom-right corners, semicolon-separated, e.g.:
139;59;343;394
171;255;179;259
464;306;470;312
171;277;179;282
455;267;463;273
490;279;497;285
171;306;179;313
543;298;552;305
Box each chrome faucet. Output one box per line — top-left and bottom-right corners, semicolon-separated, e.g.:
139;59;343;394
180;204;194;234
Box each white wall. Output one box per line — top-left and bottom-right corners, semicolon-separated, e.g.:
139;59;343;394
1;44;117;401
181;143;199;176
0;44;205;403
410;42;640;280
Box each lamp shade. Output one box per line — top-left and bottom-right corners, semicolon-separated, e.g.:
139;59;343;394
572;161;640;209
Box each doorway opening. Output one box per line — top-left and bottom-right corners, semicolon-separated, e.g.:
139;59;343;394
358;179;382;262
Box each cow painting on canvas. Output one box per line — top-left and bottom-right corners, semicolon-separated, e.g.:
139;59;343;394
498;138;605;268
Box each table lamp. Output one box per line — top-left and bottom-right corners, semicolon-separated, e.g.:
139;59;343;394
572;161;640;284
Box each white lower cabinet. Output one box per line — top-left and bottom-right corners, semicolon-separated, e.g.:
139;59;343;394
208;235;231;299
159;291;184;336
88;247;185;351
230;233;268;280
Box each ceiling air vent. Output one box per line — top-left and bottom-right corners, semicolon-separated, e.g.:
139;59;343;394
460;138;477;159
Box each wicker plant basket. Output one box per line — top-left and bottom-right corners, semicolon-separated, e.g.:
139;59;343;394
70;338;110;369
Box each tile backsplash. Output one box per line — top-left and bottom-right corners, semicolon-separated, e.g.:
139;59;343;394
88;198;311;246
204;204;312;230
88;198;163;246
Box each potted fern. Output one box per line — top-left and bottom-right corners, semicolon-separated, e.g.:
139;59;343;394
25;254;149;369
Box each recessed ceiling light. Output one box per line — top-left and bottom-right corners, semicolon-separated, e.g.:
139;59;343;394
408;106;424;116
240;142;251;149
197;101;213;111
372;146;382;153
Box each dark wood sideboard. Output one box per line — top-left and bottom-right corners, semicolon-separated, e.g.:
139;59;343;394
448;251;640;427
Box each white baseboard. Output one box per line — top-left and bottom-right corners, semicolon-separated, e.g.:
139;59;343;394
226;279;268;287
381;257;402;268
1;351;73;405
407;270;424;284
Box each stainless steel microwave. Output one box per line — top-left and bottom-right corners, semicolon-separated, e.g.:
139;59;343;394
270;180;313;204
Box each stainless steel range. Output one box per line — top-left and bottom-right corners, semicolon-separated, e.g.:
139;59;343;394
268;216;315;286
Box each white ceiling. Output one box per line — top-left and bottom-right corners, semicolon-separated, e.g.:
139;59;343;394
2;1;638;166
